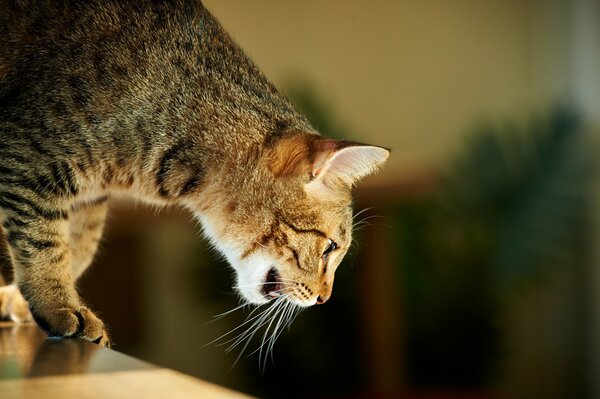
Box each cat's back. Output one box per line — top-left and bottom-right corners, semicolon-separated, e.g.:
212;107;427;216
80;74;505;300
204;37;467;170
1;0;128;103
0;0;203;130
1;0;303;154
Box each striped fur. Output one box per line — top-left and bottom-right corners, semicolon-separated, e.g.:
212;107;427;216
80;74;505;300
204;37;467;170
0;0;388;345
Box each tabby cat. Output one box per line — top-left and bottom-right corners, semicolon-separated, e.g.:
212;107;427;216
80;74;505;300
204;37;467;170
0;0;389;347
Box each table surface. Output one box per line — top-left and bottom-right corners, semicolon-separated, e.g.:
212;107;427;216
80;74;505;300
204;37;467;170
0;321;253;399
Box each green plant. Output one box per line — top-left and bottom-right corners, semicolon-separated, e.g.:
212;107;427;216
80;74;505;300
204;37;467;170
399;107;594;387
442;108;592;283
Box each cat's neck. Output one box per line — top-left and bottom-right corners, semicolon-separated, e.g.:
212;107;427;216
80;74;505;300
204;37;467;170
193;5;313;144
162;4;314;176
107;2;314;204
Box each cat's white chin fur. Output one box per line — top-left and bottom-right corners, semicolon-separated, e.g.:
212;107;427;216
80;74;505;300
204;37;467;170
196;213;272;305
233;253;276;305
196;214;319;306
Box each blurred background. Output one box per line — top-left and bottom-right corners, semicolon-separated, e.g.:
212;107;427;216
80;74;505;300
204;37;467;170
2;0;600;398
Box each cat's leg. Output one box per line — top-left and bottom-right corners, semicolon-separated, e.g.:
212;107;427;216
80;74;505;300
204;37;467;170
0;194;110;346
0;284;32;322
0;228;31;322
0;198;109;324
69;197;108;280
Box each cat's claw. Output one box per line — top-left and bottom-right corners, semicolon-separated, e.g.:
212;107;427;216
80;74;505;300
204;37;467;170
0;285;110;346
31;305;111;348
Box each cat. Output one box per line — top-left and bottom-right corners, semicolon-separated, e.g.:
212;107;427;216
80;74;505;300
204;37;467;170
0;0;389;347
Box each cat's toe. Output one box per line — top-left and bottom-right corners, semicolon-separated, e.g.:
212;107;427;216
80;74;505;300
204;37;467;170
93;331;112;348
0;284;32;323
75;307;110;346
0;285;11;320
7;290;32;323
31;306;108;345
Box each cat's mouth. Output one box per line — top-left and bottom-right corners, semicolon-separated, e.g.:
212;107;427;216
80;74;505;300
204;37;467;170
262;267;283;299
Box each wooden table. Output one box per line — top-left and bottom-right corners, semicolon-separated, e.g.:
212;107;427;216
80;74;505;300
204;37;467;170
0;322;253;399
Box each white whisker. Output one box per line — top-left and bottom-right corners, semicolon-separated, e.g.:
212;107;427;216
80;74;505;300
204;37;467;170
256;301;286;372
225;294;290;351
210;301;251;321
204;276;308;370
353;207;374;220
202;304;267;348
233;279;298;290
266;301;293;365
228;297;289;367
352;215;384;229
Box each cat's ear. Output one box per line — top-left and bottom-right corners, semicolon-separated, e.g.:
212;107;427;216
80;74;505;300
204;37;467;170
306;138;390;198
267;133;389;196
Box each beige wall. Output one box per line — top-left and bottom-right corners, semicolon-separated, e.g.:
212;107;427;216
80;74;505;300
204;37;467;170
203;0;543;177
198;3;594;396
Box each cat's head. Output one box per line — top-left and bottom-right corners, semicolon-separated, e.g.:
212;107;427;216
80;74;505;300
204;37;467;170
196;132;389;307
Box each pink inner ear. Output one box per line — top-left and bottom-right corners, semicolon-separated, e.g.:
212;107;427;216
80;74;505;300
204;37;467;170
312;150;334;178
310;139;351;178
305;139;389;199
312;142;390;185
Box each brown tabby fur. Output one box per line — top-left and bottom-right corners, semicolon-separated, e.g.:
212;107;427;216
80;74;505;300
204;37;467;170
0;0;388;346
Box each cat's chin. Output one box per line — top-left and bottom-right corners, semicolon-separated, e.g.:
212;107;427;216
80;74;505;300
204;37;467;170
232;256;320;307
234;278;270;305
231;254;277;305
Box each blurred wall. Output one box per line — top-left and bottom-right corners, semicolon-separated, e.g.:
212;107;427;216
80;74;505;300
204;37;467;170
569;0;600;126
197;2;600;397
73;2;599;397
569;1;600;399
203;0;559;178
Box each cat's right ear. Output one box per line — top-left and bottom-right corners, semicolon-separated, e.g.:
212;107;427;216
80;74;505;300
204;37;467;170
267;133;389;198
266;133;315;178
304;138;389;199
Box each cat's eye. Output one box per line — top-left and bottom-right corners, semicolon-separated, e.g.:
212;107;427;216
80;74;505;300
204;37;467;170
322;239;338;260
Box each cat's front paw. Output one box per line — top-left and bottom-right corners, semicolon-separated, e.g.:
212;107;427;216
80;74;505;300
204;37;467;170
31;306;111;347
0;284;33;323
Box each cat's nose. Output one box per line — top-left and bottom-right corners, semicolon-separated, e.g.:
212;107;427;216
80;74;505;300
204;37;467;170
316;293;330;305
316;283;333;304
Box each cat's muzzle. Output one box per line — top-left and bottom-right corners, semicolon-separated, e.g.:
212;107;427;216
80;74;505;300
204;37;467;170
262;267;283;299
